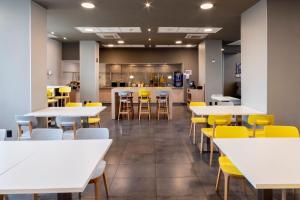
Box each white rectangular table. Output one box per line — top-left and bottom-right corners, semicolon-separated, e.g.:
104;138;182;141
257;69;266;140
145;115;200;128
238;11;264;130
26;107;106;127
189;105;264;116
214;138;300;200
0;140;112;198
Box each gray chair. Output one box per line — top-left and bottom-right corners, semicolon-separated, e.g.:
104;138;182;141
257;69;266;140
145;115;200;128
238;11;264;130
15;115;38;140
76;128;109;199
55;116;81;140
30;128;63;140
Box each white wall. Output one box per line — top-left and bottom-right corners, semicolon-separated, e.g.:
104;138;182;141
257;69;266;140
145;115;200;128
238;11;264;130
198;42;206;86
241;0;268;112
80;41;99;102
0;0;46;130
47;39;62;85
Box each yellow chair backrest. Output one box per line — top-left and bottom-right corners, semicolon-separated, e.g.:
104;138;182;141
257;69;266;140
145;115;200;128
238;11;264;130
139;89;150;97
208;115;232;126
47;88;54;98
59;86;71;94
66;102;82;107
215;126;249;138
86;102;102;107
264;125;299;138
248;115;274;126
190;102;206;107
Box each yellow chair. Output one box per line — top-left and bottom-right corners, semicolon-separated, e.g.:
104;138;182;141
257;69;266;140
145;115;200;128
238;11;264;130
200;115;232;166
189;102;207;144
215;126;249;200
55;86;71;107
264;125;299;138
66;102;82;107
138;89;151;120
47;88;58;107
86;102;102;127
248;115;275;137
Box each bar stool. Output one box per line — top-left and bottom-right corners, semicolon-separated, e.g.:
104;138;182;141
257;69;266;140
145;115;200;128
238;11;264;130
156;90;169;120
118;91;134;120
138;89;151;120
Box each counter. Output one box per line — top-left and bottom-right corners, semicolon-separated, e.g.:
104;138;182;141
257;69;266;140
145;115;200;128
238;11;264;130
111;87;181;120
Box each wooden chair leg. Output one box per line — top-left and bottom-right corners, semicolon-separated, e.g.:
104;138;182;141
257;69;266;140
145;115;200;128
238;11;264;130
193;123;196;144
209;138;214;166
94;177;100;200
282;189;287;200
242;178;247;195
224;173;230;200
189;122;193;136
215;167;221;192
34;194;38;200
103;173;109;198
199;131;204;154
148;102;151;120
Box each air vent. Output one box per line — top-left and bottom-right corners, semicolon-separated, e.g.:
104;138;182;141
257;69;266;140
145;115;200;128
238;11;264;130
96;33;120;39
185;34;208;39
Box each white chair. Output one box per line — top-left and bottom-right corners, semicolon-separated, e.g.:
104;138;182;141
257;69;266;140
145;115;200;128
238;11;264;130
30;128;63;140
76;128;109;200
15;115;38;140
55;116;81;140
0;129;6;141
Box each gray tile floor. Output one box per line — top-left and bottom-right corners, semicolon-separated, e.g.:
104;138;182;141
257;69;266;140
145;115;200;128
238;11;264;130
10;105;294;200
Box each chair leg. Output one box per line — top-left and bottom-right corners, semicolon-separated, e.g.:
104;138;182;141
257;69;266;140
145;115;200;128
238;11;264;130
209;138;214;166
242;178;247;195
139;102;141;120
215;167;221;192
193;123;196;144
282;189;287;200
189;122;193;136
148;102;151;120
199;131;204;154
94;177;100;200
224;173;230;200
34;194;38;200
103;173;109;198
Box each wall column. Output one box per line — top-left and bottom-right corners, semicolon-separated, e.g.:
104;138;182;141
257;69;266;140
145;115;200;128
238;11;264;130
80;41;99;102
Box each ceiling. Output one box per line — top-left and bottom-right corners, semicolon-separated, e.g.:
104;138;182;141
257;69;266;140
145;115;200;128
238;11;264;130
35;0;258;46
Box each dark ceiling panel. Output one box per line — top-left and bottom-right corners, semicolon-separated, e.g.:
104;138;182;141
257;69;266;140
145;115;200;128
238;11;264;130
35;0;258;45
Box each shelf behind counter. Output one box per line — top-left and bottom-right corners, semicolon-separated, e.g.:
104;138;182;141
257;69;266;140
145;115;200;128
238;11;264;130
99;87;184;104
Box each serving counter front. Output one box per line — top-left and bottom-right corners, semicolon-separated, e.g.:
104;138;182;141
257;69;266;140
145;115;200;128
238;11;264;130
111;87;175;119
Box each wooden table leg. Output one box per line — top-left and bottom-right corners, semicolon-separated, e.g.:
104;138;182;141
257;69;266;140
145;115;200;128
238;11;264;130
257;189;273;200
57;193;72;200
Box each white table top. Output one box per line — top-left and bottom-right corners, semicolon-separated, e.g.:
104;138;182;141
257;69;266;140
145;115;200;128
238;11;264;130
189;105;264;116
214;138;300;189
25;106;106;117
0;140;112;194
211;96;240;102
47;85;65;89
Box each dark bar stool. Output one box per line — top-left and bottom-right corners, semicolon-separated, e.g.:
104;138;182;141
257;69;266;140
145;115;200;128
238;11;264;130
156;90;169;120
118;91;134;120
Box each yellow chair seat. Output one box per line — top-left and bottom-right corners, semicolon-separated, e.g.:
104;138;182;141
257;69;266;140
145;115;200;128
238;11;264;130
202;128;213;137
255;119;271;126
88;117;100;124
247;128;265;137
140;99;150;103
47;99;58;103
55;96;69;100
192;117;207;124
219;156;242;176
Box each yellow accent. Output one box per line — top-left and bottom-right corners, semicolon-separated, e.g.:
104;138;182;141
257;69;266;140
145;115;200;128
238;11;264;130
47;99;58;104
86;102;102;107
59;86;71;94
215;126;248;138
88;117;100;124
201;128;213;137
264;125;299;138
248;114;274;137
66;102;82;107
190;102;206;107
138;89;151;97
192;117;207;123
218;156;242;176
47;88;55;98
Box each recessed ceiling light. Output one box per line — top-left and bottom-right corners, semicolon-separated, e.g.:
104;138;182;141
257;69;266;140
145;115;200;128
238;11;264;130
84;28;94;32
145;1;151;8
186;44;193;48
63;37;67;40
147;28;151;32
107;44;114;47
118;40;125;44
221;48;225;51
148;38;151;41
81;2;95;9
200;2;214;10
204;28;213;32
175;40;182;44
51;32;54;34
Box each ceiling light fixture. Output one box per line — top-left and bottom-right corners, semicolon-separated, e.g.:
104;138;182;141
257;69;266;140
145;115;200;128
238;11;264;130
204;28;213;32
200;2;214;10
81;2;95;9
107;44;114;47
148;38;151;41
118;40;125;44
221;48;225;51
84;28;94;32
145;1;151;8
186;44;193;48
175;40;182;44
63;37;67;40
51;32;54;34
148;28;151;32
